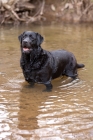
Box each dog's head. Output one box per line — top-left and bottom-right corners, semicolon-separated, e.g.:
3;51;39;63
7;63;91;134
18;31;44;54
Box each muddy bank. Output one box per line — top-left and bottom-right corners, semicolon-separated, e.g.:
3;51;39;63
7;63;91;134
0;0;93;25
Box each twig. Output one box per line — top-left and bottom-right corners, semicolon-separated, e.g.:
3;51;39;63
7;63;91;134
40;0;45;15
33;0;45;17
80;3;93;19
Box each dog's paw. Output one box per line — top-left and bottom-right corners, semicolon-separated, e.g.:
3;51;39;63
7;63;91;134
29;82;35;88
42;88;52;92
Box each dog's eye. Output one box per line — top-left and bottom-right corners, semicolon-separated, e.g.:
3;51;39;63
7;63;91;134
29;35;32;38
23;35;27;39
29;35;35;40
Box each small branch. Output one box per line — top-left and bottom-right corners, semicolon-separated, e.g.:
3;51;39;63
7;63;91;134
1;2;26;22
11;9;26;21
80;3;93;18
40;0;45;15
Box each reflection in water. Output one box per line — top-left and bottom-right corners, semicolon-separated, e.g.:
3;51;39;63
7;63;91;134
0;24;93;139
29;79;93;140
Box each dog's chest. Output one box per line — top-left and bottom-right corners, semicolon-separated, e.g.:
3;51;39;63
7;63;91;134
22;62;35;77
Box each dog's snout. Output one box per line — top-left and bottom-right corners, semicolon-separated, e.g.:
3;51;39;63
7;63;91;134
22;38;31;48
23;40;28;44
22;40;29;46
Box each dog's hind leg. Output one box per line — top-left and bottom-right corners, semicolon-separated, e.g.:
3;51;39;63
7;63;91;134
64;69;78;80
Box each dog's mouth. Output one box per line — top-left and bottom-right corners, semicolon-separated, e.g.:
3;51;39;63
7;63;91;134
22;47;32;53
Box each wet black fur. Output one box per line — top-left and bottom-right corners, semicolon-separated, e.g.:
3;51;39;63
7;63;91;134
18;31;85;91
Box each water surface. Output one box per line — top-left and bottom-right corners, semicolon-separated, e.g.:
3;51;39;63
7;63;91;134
0;24;93;140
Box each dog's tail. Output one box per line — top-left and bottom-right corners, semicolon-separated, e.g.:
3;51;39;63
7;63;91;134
77;63;85;68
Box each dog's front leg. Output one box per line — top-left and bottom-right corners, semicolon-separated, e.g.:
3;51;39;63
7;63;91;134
43;81;53;92
25;78;35;88
29;81;35;87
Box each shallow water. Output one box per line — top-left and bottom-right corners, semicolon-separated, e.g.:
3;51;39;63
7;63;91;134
0;24;93;140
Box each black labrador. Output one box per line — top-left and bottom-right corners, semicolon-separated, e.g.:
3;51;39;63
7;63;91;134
18;31;85;91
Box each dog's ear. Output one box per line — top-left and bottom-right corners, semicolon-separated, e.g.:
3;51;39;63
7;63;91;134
36;33;44;46
18;34;22;43
18;32;25;43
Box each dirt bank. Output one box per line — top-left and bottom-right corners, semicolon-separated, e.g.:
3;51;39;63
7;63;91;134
0;0;93;25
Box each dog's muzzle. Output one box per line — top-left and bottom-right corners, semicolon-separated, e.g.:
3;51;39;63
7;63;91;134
22;40;32;53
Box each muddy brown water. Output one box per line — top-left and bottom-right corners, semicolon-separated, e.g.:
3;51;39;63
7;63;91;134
0;24;93;140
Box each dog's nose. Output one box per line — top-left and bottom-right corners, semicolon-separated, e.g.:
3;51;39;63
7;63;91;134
23;40;28;44
23;40;28;46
